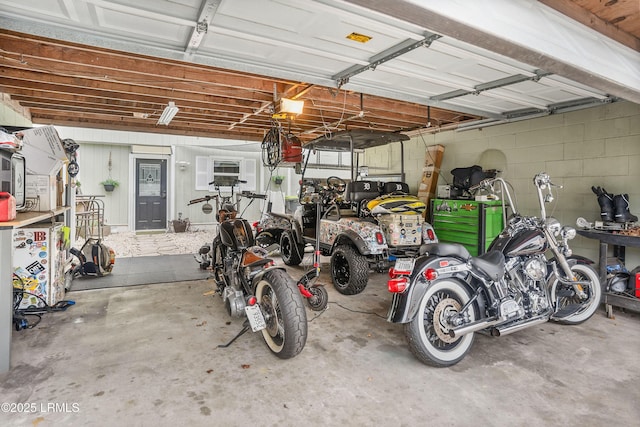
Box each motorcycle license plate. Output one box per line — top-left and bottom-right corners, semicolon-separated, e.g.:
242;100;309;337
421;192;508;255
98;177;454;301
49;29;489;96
245;305;266;332
394;258;415;274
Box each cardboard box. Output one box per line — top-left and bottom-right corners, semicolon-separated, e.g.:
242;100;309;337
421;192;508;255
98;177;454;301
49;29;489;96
26;174;57;211
16;126;68;176
417;144;445;217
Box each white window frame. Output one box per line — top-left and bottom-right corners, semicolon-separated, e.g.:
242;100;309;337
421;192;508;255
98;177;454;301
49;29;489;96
195;156;256;192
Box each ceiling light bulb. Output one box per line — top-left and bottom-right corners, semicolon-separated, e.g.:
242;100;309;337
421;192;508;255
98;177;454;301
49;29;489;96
157;102;179;125
280;98;304;115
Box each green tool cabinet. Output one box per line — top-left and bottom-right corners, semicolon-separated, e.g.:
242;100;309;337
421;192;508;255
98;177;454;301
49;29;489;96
430;199;505;256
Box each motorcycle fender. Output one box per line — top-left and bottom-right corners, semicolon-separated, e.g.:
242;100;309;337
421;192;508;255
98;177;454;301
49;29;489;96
387;255;469;324
251;265;287;291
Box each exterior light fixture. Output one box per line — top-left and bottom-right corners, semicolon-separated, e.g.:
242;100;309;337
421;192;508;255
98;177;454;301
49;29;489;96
280;98;304;115
157;102;179;125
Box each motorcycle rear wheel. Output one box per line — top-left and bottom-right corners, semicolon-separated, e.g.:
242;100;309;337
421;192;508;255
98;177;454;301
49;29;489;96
551;263;602;325
404;278;477;367
255;269;308;359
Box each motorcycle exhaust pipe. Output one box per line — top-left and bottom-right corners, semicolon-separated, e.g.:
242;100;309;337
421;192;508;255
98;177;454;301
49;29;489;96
449;316;504;339
490;315;549;337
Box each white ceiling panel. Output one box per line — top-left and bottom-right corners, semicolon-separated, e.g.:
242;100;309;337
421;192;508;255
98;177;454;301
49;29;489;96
93;7;191;44
0;0;637;137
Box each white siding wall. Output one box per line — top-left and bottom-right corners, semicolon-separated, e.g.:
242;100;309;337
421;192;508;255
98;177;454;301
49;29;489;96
75;143;130;227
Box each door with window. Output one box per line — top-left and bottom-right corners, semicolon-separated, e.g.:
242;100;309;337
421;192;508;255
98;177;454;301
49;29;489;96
135;159;167;230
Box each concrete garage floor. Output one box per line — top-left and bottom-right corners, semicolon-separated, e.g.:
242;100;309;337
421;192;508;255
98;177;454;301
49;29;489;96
1;262;639;426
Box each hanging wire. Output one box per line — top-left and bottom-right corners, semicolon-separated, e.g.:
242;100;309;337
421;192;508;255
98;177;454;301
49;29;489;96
261;122;282;171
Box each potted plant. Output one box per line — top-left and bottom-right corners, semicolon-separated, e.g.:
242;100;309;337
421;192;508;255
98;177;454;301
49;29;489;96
170;212;189;233
100;178;119;192
272;175;285;185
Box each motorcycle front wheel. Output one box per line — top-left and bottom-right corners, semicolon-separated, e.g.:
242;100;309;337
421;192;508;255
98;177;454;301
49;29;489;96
404;278;478;367
551;263;602;325
255;269;308;359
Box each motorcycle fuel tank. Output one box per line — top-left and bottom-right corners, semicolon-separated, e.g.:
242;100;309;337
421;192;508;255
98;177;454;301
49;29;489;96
489;229;547;257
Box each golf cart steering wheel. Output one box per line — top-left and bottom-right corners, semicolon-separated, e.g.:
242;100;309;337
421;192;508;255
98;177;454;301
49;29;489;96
326;176;347;193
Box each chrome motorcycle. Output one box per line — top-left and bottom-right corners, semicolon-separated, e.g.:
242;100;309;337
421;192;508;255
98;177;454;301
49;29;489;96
189;190;307;359
387;173;602;367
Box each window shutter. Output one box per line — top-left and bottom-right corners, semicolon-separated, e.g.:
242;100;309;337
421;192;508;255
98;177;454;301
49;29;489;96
240;158;256;192
195;156;210;190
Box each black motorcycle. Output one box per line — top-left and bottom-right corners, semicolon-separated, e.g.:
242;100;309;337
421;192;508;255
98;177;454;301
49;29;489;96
189;185;307;359
387;173;602;367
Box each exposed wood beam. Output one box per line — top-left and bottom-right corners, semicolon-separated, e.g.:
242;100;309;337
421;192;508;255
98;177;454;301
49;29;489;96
538;0;640;52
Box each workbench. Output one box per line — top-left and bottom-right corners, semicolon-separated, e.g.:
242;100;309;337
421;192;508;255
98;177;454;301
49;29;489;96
577;229;640;318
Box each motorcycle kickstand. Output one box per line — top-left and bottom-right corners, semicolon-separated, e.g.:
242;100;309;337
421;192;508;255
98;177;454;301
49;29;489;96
217;320;251;348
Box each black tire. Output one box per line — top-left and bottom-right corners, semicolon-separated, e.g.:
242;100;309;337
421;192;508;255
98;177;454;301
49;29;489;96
280;230;303;266
551;263;602;325
307;285;329;311
255;269;308;359
255;231;278;249
330;244;369;295
404;278;477;367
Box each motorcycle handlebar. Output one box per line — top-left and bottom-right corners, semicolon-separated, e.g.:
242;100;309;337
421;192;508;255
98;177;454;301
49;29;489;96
188;195;217;205
240;191;266;200
208;179;247;186
468;172;563;222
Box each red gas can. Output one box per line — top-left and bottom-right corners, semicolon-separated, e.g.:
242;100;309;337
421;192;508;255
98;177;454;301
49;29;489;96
0;191;16;222
281;133;302;163
628;267;640;298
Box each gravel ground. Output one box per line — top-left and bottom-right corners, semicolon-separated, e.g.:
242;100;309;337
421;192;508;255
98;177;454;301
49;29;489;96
74;229;216;258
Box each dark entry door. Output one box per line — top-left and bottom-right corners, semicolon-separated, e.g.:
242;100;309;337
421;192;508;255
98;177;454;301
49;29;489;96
135;158;167;230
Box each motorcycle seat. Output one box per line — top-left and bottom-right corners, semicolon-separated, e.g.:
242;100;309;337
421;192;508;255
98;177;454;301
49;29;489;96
267;211;293;221
470;250;505;281
422;243;470;260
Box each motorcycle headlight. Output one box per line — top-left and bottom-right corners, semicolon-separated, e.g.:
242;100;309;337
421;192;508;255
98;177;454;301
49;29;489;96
523;257;546;281
561;226;576;240
546;218;561;236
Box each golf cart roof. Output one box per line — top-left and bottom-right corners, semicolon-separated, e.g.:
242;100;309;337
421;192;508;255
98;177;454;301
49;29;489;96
304;129;409;152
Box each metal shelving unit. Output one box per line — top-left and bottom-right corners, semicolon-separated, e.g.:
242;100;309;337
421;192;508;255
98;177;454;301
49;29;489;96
577;229;640;318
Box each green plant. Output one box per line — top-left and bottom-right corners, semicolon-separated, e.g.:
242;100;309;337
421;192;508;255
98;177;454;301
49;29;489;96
100;178;120;188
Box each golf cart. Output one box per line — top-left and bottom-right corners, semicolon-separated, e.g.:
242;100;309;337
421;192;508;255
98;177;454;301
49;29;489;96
256;129;437;295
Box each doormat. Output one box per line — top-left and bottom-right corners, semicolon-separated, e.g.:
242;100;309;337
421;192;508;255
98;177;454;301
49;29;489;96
135;230;167;235
68;254;211;291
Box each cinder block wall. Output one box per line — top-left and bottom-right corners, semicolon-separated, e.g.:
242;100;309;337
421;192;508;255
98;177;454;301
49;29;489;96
363;100;640;269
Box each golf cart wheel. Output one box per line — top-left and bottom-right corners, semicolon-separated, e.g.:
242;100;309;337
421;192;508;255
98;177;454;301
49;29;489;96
256;230;278;249
280;230;303;266
330;244;369;295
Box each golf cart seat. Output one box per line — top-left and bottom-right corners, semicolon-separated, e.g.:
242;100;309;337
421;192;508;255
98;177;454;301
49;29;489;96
346;180;381;217
381;181;410;195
